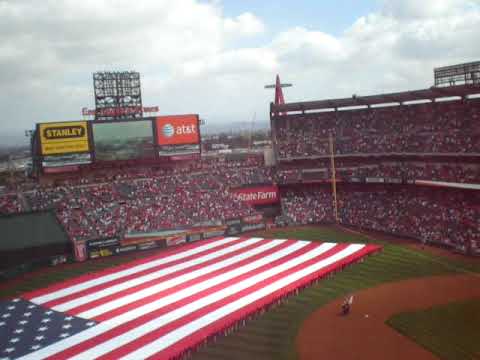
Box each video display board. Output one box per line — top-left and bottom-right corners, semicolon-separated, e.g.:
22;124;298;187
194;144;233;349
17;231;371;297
92;120;155;161
38;121;90;155
156;115;200;156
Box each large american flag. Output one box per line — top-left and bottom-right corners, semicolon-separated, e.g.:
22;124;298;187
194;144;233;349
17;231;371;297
1;237;379;360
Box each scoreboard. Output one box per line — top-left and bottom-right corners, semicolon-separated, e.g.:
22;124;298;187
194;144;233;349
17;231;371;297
36;115;201;172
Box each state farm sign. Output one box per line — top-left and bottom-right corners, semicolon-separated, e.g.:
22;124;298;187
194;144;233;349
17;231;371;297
232;185;279;205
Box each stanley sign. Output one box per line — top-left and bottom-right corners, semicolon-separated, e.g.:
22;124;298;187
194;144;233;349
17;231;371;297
39;121;90;155
43;126;85;139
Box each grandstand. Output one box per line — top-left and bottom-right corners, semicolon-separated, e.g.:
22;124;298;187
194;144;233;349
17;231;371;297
0;68;479;274
270;82;480;256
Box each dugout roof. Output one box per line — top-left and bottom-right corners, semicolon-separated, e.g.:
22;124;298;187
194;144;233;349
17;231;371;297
0;211;69;252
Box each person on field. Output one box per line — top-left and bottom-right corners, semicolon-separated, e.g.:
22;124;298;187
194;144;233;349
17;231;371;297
341;294;354;315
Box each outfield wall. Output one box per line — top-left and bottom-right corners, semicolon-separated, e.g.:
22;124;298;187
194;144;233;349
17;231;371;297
75;216;267;261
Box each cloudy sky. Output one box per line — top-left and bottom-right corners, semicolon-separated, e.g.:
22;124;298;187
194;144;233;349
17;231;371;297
1;0;479;145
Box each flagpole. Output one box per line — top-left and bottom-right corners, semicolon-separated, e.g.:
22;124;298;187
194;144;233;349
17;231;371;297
329;133;339;223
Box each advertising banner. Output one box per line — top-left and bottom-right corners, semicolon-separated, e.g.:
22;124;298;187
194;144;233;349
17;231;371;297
157;144;200;156
89;247;115;259
122;229;185;246
385;177;403;184
43;165;80;174
226;224;242;236
231;185;279;205
166;235;187;247
365;177;385;183
114;245;138;254
82;106;159;117
169;153;201;161
225;218;242;226
203;229;227;239
42;153;92;168
87;237;119;250
137;242;160;251
242;214;264;224
39;121;90;155
156;115;200;146
187;233;202;242
92;120;156;161
73;241;87;262
86;237;119;259
240;222;266;233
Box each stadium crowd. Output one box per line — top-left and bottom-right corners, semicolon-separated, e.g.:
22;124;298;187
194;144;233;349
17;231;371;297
2;97;480;256
0;193;23;215
280;189;333;224
275;100;480;158
338;186;480;254
279;185;480;255
1;153;479;254
21;167;264;242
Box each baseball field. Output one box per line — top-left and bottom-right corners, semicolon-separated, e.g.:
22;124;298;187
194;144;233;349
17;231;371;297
1;225;478;360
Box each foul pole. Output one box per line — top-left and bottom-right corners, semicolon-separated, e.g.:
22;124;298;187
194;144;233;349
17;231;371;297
329;133;339;223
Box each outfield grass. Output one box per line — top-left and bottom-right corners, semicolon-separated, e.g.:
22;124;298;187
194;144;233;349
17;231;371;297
387;299;480;360
1;226;478;360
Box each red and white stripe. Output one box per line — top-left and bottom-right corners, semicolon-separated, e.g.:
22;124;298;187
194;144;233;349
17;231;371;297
20;237;379;360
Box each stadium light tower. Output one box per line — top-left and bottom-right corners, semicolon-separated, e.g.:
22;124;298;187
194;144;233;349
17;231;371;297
265;75;292;107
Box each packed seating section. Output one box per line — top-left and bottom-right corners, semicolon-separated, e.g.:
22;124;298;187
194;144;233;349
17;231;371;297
272;99;480;254
280;185;480;255
21;165;267;242
275;100;480;158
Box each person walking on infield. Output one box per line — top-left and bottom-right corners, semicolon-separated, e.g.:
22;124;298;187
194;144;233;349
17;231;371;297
341;294;354;315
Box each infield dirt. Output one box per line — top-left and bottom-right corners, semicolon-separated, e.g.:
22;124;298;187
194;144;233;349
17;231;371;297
297;274;480;360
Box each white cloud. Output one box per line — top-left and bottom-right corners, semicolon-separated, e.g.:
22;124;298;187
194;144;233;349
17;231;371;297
381;0;478;19
271;27;347;64
224;12;265;37
268;0;480;100
182;48;277;76
0;0;268;135
0;0;480;144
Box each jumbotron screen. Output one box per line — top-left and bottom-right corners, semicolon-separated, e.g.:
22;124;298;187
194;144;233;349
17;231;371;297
156;114;200;156
92;120;155;161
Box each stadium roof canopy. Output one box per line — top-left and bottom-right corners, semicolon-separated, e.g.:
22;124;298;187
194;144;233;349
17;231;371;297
271;84;480;115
